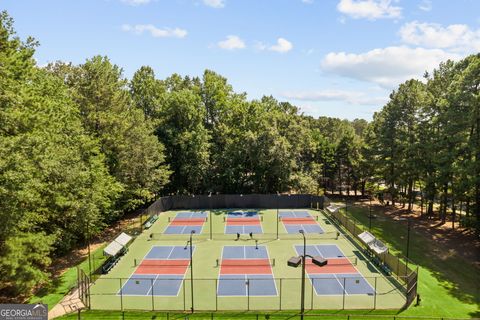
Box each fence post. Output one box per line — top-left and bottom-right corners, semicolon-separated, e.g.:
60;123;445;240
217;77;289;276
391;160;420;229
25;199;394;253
183;278;186;311
310;278;314;310
342;277;346;309
374;277;377;309
279;278;282;311
87;273;91;309
396;256;400;280
120;278;123;311
247;280;250;311
215;278;218;311
77;309;81;320
151;278;154;311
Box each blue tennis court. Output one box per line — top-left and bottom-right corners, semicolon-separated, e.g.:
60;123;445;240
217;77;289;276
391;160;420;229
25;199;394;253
310;273;375;295
222;246;269;259
225;225;262;234
225;211;262;234
120;246;193;296
164;225;203;234
175;211;208;219
145;245;192;260
279;211;324;234
294;244;345;258
120;274;184;296
294;244;374;296
164;211;206;234
217;274;277;296
227;211;258;218
279;211;311;218
217;246;277;296
284;224;323;233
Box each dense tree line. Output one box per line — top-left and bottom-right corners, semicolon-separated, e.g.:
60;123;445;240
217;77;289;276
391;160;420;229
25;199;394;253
0;12;478;298
364;56;480;230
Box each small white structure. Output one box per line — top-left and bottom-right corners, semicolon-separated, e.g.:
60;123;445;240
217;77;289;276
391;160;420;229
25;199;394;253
103;232;132;257
358;231;388;254
326;203;345;213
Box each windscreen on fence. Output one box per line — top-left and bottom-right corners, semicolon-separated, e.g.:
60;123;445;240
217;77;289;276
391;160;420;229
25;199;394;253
145;194;324;214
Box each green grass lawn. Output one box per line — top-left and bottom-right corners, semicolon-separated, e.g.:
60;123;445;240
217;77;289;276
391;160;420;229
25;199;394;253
341;204;479;319
29;244;107;309
57;309;406;320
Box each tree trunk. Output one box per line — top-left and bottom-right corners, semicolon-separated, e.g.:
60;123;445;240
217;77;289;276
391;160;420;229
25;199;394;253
407;180;414;211
420;189;424;216
442;183;448;224
451;197;456;230
427;200;434;218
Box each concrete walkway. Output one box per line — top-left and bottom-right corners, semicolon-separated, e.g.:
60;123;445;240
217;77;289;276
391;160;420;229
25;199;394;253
48;287;85;319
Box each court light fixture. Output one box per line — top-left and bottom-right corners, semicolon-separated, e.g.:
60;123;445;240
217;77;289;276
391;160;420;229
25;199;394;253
312;256;327;267
287;230;328;320
287;256;301;268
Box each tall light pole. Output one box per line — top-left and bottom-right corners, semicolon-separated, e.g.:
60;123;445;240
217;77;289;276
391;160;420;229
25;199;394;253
287;230;327;320
184;230;195;312
399;217;412;269
276;192;280;240
406;218;411;266
369;192;373;231
208;192;212;240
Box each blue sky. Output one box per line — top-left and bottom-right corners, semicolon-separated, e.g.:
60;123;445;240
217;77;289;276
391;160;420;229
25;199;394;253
3;0;479;120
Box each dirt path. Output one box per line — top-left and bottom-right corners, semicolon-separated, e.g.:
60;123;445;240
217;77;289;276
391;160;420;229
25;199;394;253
354;198;480;268
48;210;142;278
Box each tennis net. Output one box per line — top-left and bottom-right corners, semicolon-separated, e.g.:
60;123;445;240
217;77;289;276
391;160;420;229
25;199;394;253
305;256;357;266
279;217;317;223
216;258;276;267
133;258;190;267
149;231;341;241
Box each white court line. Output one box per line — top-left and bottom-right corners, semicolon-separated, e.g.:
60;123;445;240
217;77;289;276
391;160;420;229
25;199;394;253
145;274;159;296
318;244;374;294
165;246;176;260
333;273;350;295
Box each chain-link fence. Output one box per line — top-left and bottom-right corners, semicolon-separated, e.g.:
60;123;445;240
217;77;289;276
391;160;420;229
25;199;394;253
322;199;419;308
84;274;406;312
67;310;476;320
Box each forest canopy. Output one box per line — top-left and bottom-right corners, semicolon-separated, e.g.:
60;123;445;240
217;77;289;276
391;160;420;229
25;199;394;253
0;11;478;297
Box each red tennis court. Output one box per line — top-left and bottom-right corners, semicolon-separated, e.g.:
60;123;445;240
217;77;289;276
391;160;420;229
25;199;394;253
170;220;204;226
135;259;190;275
227;220;260;226
281;217;316;225
220;258;273;275
306;257;357;274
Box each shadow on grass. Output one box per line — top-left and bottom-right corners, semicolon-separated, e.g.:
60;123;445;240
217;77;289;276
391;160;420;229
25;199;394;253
346;203;480;309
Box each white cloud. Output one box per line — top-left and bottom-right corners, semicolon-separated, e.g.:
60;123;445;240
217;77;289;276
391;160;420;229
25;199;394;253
218;35;246;50
122;24;187;38
337;0;402;20
399;21;480;53
418;0;432;12
269;38;293;53
121;0;151;5
321;46;459;88
281;89;388;105
203;0;225;8
302;0;314;4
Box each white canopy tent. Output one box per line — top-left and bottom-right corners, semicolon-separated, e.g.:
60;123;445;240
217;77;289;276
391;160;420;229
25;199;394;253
103;232;132;257
358;231;388;254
